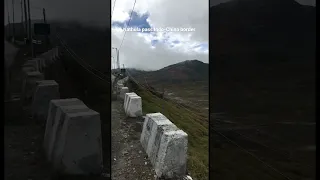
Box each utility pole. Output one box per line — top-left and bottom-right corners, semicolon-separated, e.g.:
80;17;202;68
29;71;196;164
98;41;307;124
6;0;11;38
117;49;120;71
42;8;46;23
20;0;23;39
23;0;28;40
12;0;15;41
112;47;120;72
27;0;34;57
112;56;116;70
20;0;23;24
43;8;49;49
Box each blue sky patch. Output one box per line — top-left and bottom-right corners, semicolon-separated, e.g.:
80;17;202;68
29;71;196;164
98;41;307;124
172;40;180;44
151;39;159;46
112;11;151;33
193;43;208;51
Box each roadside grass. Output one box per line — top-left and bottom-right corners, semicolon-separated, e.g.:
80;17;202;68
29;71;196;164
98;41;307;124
130;80;208;180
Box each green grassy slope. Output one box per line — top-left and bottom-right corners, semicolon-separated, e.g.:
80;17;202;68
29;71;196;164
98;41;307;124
128;79;208;180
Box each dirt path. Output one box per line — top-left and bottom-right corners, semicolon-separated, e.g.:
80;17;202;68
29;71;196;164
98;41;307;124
111;100;156;180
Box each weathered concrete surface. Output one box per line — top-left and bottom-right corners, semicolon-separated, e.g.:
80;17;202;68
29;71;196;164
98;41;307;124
23;60;39;71
22;66;36;74
140;113;188;179
141;113;175;156
52;110;103;175
33;58;46;72
118;77;129;85
32;80;60;120
155;129;188;178
21;71;44;101
44;99;85;160
117;83;124;92
125;95;142;117
119;87;129;99
124;92;137;109
38;49;54;66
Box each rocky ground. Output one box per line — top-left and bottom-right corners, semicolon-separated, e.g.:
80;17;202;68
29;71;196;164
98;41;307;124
111;100;156;180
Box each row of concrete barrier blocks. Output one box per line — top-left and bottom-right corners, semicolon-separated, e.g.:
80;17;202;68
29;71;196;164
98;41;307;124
21;47;61;102
115;81;143;118
43;98;103;175
123;92;143;117
140;113;188;179
22;47;60;73
116;83;189;179
18;48;103;175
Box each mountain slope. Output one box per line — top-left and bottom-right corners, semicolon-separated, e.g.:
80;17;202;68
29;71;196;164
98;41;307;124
134;60;208;84
210;0;315;70
210;0;316;115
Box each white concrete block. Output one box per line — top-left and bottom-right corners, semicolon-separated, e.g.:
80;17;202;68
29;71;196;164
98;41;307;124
183;175;193;180
39;55;47;68
32;80;60;120
21;71;44;101
140;113;171;152
117;83;124;92
125;95;142;117
22;66;36;73
44;99;85;160
123;92;137;109
24;59;39;71
33;58;45;72
39;51;52;66
119;87;129;99
50;105;92;163
142;113;177;159
140;113;188;178
52;110;103;175
36;80;57;85
155;129;188;178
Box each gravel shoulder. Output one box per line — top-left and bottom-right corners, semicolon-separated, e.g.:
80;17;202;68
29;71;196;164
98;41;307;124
111;100;156;180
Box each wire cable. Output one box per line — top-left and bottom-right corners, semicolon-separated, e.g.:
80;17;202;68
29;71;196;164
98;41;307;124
212;127;293;180
56;32;109;81
56;34;110;84
111;0;117;18
118;0;136;51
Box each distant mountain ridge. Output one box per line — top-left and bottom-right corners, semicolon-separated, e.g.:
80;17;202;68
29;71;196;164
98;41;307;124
134;60;208;84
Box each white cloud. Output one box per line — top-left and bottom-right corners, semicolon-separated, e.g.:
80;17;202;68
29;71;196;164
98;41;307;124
112;0;209;70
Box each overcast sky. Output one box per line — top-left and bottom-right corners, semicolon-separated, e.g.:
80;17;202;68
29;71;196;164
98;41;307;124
210;0;316;6
111;0;209;70
5;0;315;70
4;0;110;26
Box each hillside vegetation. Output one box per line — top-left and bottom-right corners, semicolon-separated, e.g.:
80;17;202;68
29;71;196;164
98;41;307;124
128;78;208;180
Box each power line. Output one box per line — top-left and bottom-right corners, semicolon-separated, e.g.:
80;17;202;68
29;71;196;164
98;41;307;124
212;128;293;180
126;69;206;121
56;32;109;80
118;0;136;51
56;34;110;84
111;0;117;18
